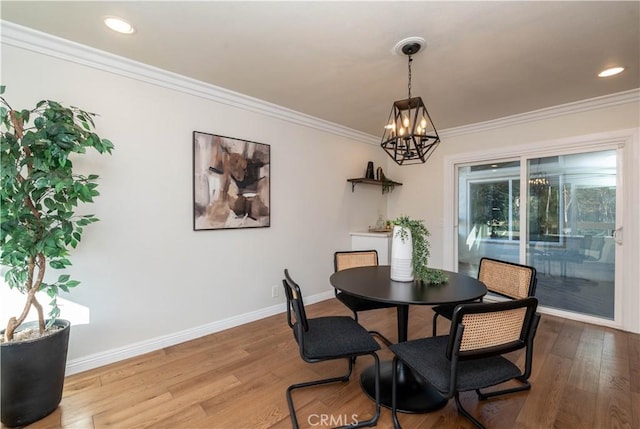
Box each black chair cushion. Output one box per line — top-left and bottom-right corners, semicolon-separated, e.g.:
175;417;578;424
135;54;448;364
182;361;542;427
294;316;381;359
336;291;395;312
390;336;522;393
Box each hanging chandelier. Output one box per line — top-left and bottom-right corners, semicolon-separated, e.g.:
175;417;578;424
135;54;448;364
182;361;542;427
381;39;440;165
528;171;550;195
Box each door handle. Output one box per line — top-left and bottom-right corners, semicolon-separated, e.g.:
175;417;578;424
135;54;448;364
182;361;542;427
613;227;623;245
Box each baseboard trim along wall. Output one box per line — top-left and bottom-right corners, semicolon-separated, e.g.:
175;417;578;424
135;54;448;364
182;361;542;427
65;290;335;375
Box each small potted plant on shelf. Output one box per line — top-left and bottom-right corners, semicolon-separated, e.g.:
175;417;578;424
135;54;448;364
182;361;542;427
391;215;448;284
0;86;114;427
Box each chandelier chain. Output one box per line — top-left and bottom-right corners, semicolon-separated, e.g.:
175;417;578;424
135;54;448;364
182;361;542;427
407;55;413;100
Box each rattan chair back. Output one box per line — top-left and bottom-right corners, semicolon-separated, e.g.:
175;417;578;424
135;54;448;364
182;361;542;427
478;257;536;300
283;269;309;332
449;297;539;359
332;250;393;344
334;250;378;272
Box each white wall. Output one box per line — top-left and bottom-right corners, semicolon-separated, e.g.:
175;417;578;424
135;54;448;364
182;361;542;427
1;27;389;370
385;98;640;332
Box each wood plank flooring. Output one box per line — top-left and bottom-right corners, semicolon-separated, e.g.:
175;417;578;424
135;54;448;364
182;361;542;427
12;298;640;429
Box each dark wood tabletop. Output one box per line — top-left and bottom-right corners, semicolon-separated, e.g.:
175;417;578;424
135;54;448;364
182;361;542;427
329;265;487;306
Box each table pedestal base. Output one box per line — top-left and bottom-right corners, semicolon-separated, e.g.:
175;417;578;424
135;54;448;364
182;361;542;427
360;361;448;413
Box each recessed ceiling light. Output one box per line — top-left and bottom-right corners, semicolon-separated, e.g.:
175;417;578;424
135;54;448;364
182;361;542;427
598;66;625;78
104;17;135;34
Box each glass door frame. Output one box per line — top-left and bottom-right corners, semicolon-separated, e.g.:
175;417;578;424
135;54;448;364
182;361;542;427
442;129;638;332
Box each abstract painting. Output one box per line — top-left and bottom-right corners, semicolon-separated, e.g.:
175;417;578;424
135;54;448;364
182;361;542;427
193;132;270;230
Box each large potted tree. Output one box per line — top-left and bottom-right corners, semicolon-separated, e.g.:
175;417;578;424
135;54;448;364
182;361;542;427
0;86;114;427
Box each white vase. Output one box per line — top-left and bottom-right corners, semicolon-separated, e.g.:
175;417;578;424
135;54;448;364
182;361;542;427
390;225;414;282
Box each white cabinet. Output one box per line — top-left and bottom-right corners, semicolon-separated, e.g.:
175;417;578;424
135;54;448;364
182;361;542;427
350;232;393;265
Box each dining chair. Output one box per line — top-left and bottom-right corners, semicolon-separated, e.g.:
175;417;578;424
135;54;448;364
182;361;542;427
432;257;537;336
334;250;395;345
391;297;541;429
282;269;381;429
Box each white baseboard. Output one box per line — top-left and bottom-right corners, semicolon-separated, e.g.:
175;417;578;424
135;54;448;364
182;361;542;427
66;290;335;375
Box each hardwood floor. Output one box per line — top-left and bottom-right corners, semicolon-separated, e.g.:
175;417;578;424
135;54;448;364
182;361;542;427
15;298;640;429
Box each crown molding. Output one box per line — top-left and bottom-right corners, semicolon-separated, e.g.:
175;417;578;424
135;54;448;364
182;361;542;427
2;21;637;146
0;20;379;145
440;88;640;138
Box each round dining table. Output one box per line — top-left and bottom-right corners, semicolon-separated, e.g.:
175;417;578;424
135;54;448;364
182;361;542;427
329;265;487;413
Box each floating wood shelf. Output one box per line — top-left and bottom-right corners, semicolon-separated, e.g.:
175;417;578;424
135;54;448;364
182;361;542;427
347;178;402;194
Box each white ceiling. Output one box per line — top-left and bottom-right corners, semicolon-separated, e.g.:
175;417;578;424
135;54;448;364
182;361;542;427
2;1;638;136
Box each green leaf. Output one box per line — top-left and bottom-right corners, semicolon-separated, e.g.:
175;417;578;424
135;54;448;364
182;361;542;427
19;109;30;123
47;285;58;298
49;260;65;269
65;280;80;288
47;304;60;326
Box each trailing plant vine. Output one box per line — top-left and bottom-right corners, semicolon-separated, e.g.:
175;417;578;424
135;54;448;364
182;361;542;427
392;215;448;284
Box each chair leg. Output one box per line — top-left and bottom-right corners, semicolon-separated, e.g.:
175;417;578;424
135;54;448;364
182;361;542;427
286;355;380;429
391;357;402;429
336;352;381;429
368;330;392;346
351;332;390;366
352;309;391;346
353;329;391;366
454;392;486;429
286;358;353;428
476;379;531;400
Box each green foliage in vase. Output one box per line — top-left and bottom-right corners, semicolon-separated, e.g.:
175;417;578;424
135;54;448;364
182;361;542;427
0;86;114;341
392;215;448;284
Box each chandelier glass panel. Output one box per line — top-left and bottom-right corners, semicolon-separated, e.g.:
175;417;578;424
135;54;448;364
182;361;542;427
381;43;440;165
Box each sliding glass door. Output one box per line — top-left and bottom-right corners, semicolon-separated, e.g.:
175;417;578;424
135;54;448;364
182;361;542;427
526;151;616;319
458;160;521;273
457;149;618;320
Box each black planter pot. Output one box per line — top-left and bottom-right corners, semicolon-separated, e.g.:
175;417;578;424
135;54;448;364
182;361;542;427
1;319;70;427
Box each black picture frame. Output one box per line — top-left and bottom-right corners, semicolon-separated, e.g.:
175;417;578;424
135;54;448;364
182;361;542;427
193;131;270;230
